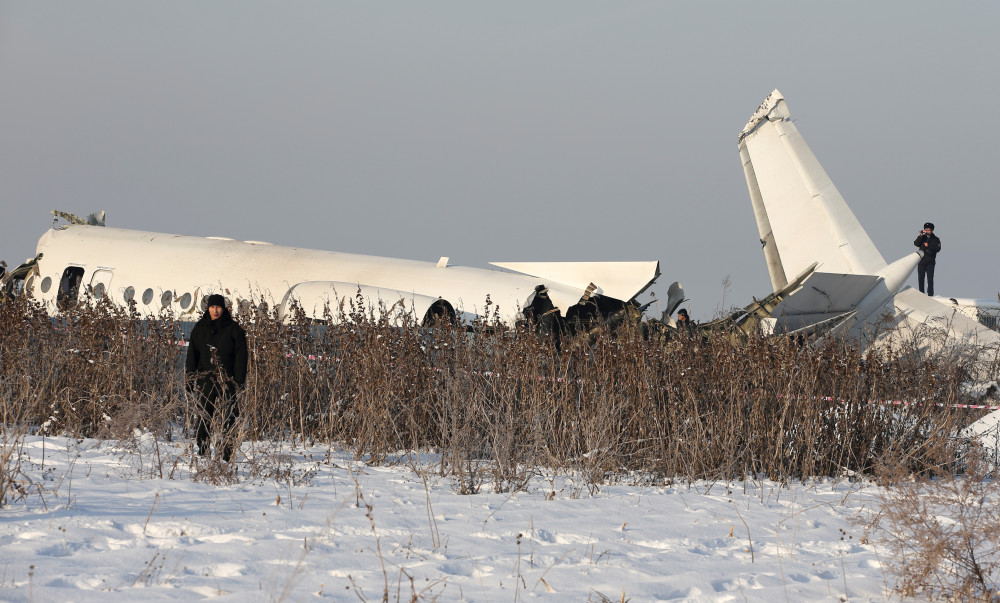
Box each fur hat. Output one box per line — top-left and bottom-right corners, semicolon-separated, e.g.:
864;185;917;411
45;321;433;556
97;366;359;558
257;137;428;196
677;308;689;318
923;222;935;230
206;294;226;308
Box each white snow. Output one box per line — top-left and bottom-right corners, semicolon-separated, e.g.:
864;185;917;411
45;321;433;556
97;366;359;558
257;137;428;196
0;435;895;601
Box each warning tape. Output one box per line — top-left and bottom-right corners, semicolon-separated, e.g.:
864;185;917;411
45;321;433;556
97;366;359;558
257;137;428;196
880;400;1000;411
813;395;1000;411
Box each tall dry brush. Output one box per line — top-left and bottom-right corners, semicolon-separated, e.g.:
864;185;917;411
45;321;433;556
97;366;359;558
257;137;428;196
0;293;984;492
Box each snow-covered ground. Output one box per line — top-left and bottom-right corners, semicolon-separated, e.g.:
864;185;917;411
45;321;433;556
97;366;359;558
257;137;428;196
1;434;896;601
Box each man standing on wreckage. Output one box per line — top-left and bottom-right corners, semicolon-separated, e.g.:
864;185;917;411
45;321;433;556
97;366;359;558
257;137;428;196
185;294;248;463
914;222;941;296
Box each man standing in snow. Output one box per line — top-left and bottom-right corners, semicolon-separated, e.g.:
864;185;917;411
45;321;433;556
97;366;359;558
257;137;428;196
185;294;248;463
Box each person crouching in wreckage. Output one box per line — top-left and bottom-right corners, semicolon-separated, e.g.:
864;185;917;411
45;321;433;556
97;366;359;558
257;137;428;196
185;294;248;463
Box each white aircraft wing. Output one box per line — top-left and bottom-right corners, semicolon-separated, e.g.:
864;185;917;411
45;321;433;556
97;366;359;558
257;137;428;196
738;89;887;291
489;261;660;302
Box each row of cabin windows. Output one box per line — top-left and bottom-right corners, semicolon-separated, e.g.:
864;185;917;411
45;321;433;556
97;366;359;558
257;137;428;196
42;267;195;312
41;266;267;315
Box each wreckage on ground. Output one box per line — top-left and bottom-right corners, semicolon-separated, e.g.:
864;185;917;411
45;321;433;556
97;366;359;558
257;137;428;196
738;90;1000;346
736;89;1000;358
1;210;854;344
3;90;998;350
647;89;1000;355
1;211;664;338
737;89;1000;453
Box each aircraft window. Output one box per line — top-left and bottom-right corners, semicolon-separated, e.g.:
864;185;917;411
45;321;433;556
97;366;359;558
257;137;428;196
93;282;106;300
257;301;269;317
40;277;52;293
179;292;192;309
161;291;173;309
142;288;154;305
123;286;135;303
238;299;251;315
57;267;85;308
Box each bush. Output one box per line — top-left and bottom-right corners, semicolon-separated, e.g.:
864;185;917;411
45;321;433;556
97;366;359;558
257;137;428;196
1;292;979;493
870;450;1000;601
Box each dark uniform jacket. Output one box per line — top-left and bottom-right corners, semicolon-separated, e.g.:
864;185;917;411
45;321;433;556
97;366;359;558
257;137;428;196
185;311;248;390
913;232;941;264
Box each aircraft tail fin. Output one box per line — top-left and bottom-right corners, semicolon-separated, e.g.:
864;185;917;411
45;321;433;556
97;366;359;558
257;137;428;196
738;90;887;292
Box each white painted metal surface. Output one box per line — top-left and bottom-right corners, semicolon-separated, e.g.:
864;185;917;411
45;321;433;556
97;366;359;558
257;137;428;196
739;90;887;289
489;261;659;302
738;89;1000;348
935;296;1000;330
740;89;1000;452
24;223;660;327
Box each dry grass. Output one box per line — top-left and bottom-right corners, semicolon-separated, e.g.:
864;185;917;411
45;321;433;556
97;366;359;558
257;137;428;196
4;292;1000;600
1;291;981;495
867;449;1000;601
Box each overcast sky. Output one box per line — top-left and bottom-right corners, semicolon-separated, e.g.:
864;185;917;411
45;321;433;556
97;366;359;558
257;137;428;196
1;2;997;320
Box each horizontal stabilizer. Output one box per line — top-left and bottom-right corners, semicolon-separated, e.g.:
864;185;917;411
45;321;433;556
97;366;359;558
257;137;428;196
772;272;882;318
489;261;660;302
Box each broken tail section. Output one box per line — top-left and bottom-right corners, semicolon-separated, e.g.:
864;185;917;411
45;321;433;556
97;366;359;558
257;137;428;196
737;90;923;336
737;89;1000;358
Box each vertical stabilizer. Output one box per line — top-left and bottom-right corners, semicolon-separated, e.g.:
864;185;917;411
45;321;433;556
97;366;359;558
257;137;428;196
738;90;887;292
741;141;787;291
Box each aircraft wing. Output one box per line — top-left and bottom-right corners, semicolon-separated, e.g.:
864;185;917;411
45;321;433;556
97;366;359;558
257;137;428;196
489;261;660;302
738;90;887;291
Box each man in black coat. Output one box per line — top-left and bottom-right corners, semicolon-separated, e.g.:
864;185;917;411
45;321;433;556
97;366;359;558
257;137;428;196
185;294;248;462
675;308;697;337
914;222;942;296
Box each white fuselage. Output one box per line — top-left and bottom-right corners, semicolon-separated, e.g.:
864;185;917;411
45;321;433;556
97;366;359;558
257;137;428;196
25;225;659;326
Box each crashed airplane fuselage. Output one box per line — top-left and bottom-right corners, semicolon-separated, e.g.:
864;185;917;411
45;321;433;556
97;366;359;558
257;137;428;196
5;218;660;331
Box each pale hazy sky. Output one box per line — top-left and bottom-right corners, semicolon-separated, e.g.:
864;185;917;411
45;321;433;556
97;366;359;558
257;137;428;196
2;2;997;319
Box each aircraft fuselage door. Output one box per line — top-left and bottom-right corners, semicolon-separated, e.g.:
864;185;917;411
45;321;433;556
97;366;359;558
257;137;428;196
58;266;85;307
90;269;114;301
